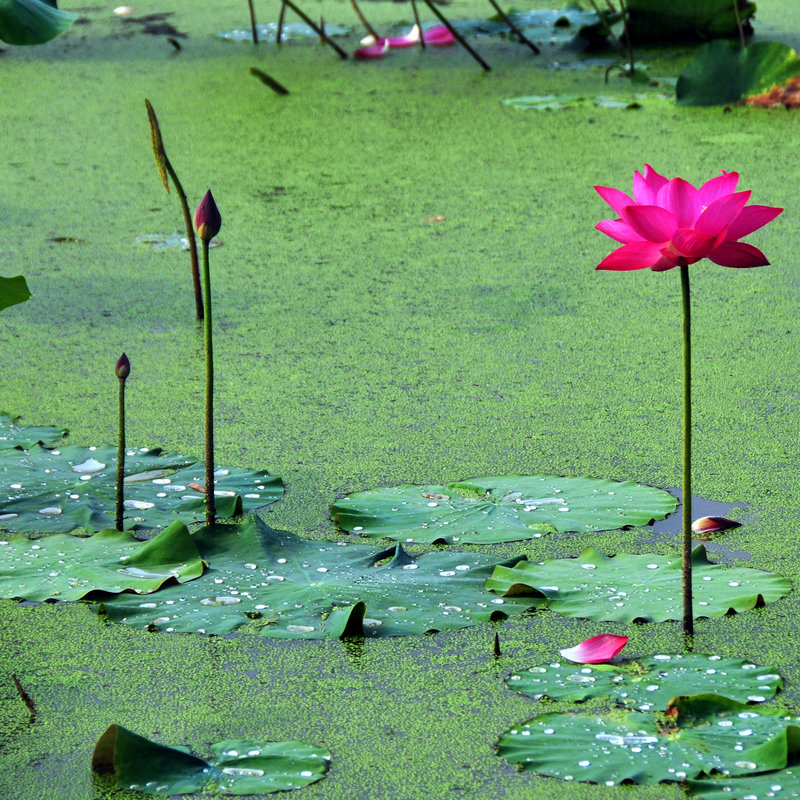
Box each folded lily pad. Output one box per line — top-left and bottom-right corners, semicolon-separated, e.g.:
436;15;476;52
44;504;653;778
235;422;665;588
0;443;283;534
688;765;800;799
677;40;800;106
332;475;677;545
92;724;330;795
508;653;782;710
0;521;205;601
498;694;800;785
0;413;66;450
98;517;538;638
486;545;790;622
0;0;77;45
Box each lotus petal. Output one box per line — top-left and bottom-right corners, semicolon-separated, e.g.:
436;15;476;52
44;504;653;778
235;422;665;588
560;634;629;664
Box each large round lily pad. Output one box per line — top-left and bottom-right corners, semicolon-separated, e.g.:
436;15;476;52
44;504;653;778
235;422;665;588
486;545;790;622
0;443;283;534
688;766;800;799
498;694;800;785
97;517;539;638
92;724;330;795
0;521;205;600
0;413;66;450
508;653;782;710
331;475;677;544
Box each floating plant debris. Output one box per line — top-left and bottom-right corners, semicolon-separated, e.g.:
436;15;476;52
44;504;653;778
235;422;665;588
502;93;671;110
486;545;790;623
92;724;330;795
498;694;800;786
0;440;283;534
332;475;677;545
134;233;220;251
508;653;782;708
96;516;539;639
217;22;349;43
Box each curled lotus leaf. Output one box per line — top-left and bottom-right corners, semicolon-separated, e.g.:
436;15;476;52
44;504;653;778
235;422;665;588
0;0;77;45
92;724;330;795
332;474;677;545
97;517;539;638
0;522;205;601
486;545;790;622
0;442;283;534
498;694;800;785
508;653;782;710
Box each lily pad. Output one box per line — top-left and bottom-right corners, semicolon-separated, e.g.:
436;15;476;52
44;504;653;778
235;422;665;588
92;724;330;795
0;443;283;534
677;40;800;106
0;413;66;450
486;545;790;622
627;0;755;42
0;521;205;601
0;0;77;45
453;7;605;45
508;653;782;709
216;22;350;43
0;274;30;311
503;93;669;110
498;694;800;785
688;766;800;799
97;517;538;638
332;475;677;545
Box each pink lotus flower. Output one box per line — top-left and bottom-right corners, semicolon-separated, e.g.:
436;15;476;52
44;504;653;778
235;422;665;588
595;165;782;271
559;634;629;664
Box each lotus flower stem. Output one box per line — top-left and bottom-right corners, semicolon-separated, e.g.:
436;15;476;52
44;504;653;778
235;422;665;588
421;0;491;70
349;0;379;40
281;0;348;58
486;0;540;54
115;353;130;531
410;0;425;49
732;0;746;48
144;100;204;321
201;238;216;526
247;0;259;43
680;265;694;647
277;1;286;44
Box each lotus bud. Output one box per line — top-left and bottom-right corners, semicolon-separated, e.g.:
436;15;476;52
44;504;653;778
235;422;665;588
115;353;130;380
691;516;741;534
193;190;221;242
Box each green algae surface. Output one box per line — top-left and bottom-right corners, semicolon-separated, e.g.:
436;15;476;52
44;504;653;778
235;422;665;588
2;1;800;798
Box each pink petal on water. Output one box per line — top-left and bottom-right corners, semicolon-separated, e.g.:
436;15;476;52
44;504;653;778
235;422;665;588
387;25;421;47
423;25;455;45
725;204;783;241
596;240;664;270
560;634;629;664
709;241;770;268
691;516;742;534
355;39;389;59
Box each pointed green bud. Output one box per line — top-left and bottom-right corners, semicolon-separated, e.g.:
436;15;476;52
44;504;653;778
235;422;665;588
194;190;221;242
115;353;130;380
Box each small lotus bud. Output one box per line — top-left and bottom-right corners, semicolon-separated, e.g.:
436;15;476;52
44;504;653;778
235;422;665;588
115;353;130;380
691;516;741;534
194;190;221;242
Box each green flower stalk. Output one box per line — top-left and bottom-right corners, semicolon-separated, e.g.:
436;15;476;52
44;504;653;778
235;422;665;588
194;190;222;526
115;353;130;531
145;99;204;321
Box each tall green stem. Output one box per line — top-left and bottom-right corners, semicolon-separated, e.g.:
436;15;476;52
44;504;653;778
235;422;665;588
201;239;216;526
115;376;126;531
680;265;694;647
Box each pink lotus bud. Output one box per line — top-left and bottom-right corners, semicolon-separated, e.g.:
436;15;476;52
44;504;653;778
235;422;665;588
691;516;741;534
115;353;130;380
194;190;221;242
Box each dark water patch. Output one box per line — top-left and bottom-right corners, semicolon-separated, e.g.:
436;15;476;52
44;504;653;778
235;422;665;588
645;490;751;563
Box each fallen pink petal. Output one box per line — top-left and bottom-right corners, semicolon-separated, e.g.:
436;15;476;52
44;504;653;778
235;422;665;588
354;39;389;59
559;634;629;664
422;25;455;46
691;516;742;534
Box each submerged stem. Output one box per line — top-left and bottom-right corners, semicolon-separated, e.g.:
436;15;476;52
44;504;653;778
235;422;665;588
247;0;259;44
201;239;216;526
680;265;694;648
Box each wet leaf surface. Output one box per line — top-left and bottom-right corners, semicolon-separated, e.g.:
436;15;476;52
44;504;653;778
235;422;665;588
92;724;330;795
0;521;205;600
486;545;790;622
688;765;800;799
498;694;800;785
97;516;539;638
332;475;677;544
0;413;66;450
0;442;283;534
508;653;782;709
0;0;77;45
